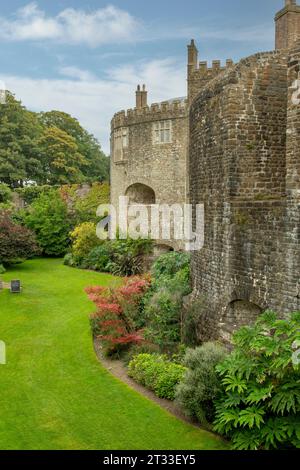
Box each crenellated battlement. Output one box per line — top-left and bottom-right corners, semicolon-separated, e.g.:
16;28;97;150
194;58;234;74
111;97;188;131
187;39;234;103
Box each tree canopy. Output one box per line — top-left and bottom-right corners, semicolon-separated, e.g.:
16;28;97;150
0;93;109;188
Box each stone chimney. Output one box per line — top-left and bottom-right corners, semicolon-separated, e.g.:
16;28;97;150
187;39;198;74
275;0;300;49
135;84;148;109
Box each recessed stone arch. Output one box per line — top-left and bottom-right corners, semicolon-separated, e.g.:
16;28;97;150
219;299;263;343
125;183;156;205
153;243;174;256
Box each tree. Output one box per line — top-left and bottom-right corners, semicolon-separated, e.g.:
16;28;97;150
0;92;43;187
0;211;39;265
38;111;110;182
37;126;87;185
24;189;71;256
0;183;12;204
0;95;109;187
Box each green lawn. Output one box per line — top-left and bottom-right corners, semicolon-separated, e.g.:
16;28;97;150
0;258;227;450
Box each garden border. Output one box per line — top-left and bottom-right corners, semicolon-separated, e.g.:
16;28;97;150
93;338;199;428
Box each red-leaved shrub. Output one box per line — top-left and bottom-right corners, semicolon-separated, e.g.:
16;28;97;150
86;275;151;355
0;211;39;265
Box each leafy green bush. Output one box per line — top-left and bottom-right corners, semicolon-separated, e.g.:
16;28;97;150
0;183;13;210
60;182;110;224
70;222;100;262
128;353;186;400
16;185;54;205
151;252;191;279
122;343;161;366
63;253;77;267
24;189;71;256
73;182;110;223
108;238;153;276
182;298;206;347
0;263;6;274
0;183;12;204
81;245;111;272
175;343;227;427
144;288;183;351
141;253;192;351
214;311;300;450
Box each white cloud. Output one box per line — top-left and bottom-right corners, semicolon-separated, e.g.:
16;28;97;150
0;2;274;48
0;2;141;47
58;66;96;82
1;58;186;154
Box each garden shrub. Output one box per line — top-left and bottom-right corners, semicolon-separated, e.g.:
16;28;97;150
108;237;153;277
122;342;160;366
24;189;71;256
151;252;191;279
16;185;54;205
0;183;13;206
73;182;110;223
0;184;13;210
128;353;186;400
0;263;6;274
214;311;300;450
141;253;192;351
144;288;183;351
175;342;227;427
86;276;150;355
59;182;110;224
182;297;206;347
81;237;152;275
70;222;100;262
81;245;112;272
63;253;77;267
0;211;39;265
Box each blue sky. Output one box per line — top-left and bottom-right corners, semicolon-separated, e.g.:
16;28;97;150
0;0;286;153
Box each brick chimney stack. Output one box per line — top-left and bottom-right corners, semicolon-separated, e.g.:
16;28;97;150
275;0;300;49
136;84;148;109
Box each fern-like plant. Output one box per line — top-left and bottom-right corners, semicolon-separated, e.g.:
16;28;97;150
214;311;300;450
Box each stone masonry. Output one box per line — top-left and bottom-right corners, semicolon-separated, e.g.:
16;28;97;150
276;0;300;49
111;88;188;251
111;1;300;342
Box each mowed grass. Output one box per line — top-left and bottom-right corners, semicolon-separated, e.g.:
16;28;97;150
0;258;227;450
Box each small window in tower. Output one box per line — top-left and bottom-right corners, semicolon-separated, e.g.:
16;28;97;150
114;127;128;162
122;128;129;148
153;120;172;144
164;121;171;143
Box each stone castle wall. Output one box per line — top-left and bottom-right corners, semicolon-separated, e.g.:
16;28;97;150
111;99;188;250
188;57;234;104
110;1;300;342
189;46;300;342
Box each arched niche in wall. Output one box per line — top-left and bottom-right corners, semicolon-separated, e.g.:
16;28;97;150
125;183;156;205
219;299;263;343
153;244;174;256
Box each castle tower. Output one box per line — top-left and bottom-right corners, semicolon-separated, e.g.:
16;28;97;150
275;0;300;49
